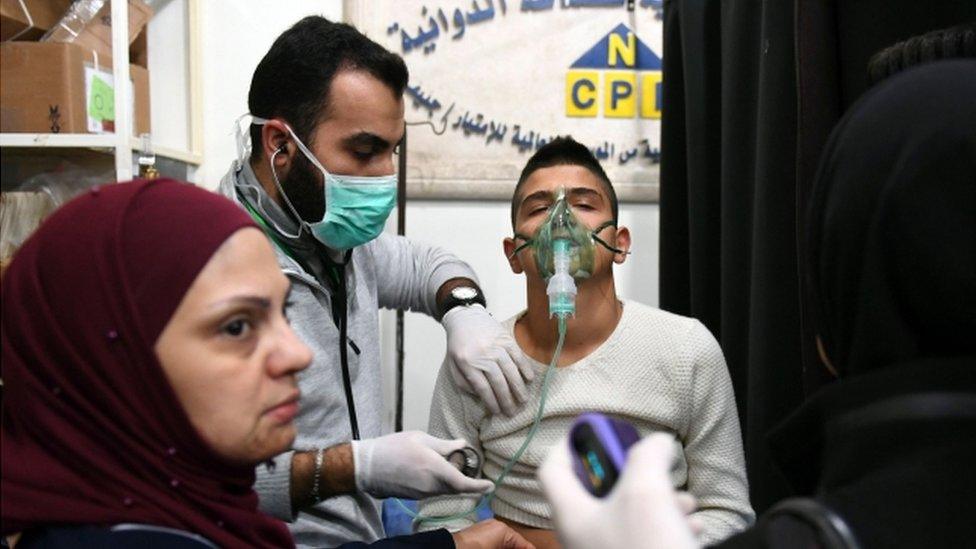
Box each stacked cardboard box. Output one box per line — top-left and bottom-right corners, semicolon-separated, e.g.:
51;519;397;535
1;42;150;134
0;0;152;135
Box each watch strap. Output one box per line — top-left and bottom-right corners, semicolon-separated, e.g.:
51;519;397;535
440;286;486;317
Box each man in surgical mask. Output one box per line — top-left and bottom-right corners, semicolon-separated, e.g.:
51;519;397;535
217;16;535;549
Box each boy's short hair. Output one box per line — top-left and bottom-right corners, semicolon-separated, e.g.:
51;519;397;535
511;136;618;227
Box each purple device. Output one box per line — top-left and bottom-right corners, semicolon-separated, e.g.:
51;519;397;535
569;412;640;497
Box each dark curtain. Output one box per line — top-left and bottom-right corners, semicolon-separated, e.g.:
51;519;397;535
660;0;803;512
659;0;975;513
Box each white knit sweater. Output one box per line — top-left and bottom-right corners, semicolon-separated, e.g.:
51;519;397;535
417;300;754;545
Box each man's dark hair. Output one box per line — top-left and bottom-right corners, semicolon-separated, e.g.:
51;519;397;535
511;136;618;227
248;16;409;161
867;22;975;85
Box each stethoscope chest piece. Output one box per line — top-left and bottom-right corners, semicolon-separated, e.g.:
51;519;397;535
447;446;483;478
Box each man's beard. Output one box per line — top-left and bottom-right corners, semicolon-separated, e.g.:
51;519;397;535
279;151;325;224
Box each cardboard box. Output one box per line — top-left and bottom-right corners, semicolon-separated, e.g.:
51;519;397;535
0;0;73;42
44;0;152;63
129;26;147;68
0;41;150;135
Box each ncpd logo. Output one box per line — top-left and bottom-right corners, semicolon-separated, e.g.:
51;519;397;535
565;24;662;119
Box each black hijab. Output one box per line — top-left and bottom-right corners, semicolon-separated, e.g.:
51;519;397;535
767;61;976;501
805;59;976;378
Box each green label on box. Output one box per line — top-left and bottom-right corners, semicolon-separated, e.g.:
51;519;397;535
88;75;115;122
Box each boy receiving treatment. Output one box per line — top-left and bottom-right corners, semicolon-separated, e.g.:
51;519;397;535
418;137;754;547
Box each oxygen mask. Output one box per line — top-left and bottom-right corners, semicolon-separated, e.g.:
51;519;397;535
511;187;624;318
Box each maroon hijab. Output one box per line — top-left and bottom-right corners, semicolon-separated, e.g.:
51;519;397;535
1;179;293;547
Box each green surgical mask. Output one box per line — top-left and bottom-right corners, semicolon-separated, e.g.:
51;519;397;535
510;188;627;280
243;115;397;252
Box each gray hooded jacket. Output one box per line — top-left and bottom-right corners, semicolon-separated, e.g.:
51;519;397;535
219;162;476;548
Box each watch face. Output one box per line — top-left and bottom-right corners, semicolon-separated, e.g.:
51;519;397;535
452;286;479;300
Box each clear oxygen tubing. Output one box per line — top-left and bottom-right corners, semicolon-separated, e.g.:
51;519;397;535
395;239;576;525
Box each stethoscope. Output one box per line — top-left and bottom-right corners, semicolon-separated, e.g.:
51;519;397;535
236;182;362;440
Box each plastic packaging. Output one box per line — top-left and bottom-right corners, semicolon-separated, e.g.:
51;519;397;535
16;166;112;207
138;132;159;179
0;191;54;261
1;166;112;263
41;0;106;44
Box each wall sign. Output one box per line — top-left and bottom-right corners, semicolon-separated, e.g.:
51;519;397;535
347;0;664;201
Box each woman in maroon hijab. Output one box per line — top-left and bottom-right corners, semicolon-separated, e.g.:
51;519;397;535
1;179;311;547
2;178;539;549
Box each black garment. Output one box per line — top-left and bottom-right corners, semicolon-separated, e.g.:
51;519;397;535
661;0;976;512
803;60;976;377
715;361;976;549
336;529;455;549
17;525;455;549
712;60;976;549
17;525;217;548
794;2;976;395
660;0;808;511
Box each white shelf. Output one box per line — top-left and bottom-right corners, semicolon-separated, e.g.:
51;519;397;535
1;1;204;177
0;133;116;149
0;133;202;166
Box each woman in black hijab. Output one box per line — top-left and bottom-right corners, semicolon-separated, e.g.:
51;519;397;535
718;59;976;548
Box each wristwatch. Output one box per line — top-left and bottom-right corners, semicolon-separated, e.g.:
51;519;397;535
441;285;487;316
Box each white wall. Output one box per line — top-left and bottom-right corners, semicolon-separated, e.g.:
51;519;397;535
147;0;190;154
195;1;343;189
386;200;660;431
